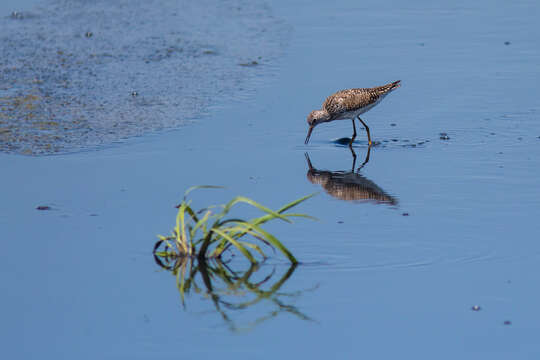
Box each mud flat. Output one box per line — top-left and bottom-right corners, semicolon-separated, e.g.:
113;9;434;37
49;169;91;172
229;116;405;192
0;0;288;155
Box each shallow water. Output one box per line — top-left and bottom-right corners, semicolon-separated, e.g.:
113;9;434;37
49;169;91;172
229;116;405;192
2;0;540;358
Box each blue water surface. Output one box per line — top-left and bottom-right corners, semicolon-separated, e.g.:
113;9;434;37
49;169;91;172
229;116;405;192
1;0;540;359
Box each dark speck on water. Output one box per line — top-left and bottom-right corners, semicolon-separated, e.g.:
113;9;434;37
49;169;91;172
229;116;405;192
36;205;51;210
10;11;27;19
504;320;512;325
239;60;259;67
471;305;481;311
439;132;450;140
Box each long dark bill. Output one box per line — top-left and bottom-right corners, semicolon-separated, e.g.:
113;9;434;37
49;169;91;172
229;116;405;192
305;125;314;144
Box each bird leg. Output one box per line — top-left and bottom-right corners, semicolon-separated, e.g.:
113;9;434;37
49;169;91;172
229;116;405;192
356;144;371;172
349;119;357;147
357;116;372;146
349;145;357;171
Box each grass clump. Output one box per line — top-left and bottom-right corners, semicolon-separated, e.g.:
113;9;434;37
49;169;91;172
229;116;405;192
153;186;315;264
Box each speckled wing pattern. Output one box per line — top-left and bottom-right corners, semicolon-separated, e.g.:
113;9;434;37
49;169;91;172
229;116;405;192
322;81;400;120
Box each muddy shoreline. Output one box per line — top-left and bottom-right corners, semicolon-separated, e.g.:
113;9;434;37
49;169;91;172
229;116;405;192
0;0;289;155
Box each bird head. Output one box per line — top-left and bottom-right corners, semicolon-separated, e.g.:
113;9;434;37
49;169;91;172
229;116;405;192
305;110;330;144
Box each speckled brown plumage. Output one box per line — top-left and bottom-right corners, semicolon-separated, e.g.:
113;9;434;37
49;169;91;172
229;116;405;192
305;80;401;145
322;81;401;120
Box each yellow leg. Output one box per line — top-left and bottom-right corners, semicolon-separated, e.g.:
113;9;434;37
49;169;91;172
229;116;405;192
357;116;371;146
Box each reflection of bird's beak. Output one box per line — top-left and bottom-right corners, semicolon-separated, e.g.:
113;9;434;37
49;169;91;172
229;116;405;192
304;152;313;169
305;125;314;144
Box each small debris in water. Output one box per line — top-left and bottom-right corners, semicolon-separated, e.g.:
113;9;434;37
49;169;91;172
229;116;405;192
89;214;99;217
390;123;396;127
10;11;25;19
337;220;344;224
85;31;93;38
439;132;450;140
517;137;523;141
504;41;511;45
36;205;52;210
471;305;481;311
131;91;138;97
402;212;409;216
503;320;512;325
239;60;258;67
391;139;398;142
418;42;425;47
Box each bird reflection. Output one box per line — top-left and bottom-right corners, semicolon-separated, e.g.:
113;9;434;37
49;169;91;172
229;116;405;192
305;148;398;205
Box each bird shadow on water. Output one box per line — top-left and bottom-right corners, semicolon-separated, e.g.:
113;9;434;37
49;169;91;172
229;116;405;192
153;254;318;332
305;147;398;205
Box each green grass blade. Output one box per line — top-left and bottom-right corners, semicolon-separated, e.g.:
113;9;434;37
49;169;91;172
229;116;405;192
224;196;292;223
236;222;297;264
276;193;317;214
211;228;257;264
238;241;267;259
220;225;270;246
252;193;317;226
184;205;199;223
190;210;212;239
278;213;318;221
176;202;190;253
175;205;182;243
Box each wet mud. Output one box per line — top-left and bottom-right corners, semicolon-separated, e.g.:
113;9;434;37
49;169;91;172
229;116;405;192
0;0;288;155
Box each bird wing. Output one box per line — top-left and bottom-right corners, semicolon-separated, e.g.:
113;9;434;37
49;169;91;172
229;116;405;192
322;88;380;116
322;81;400;118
